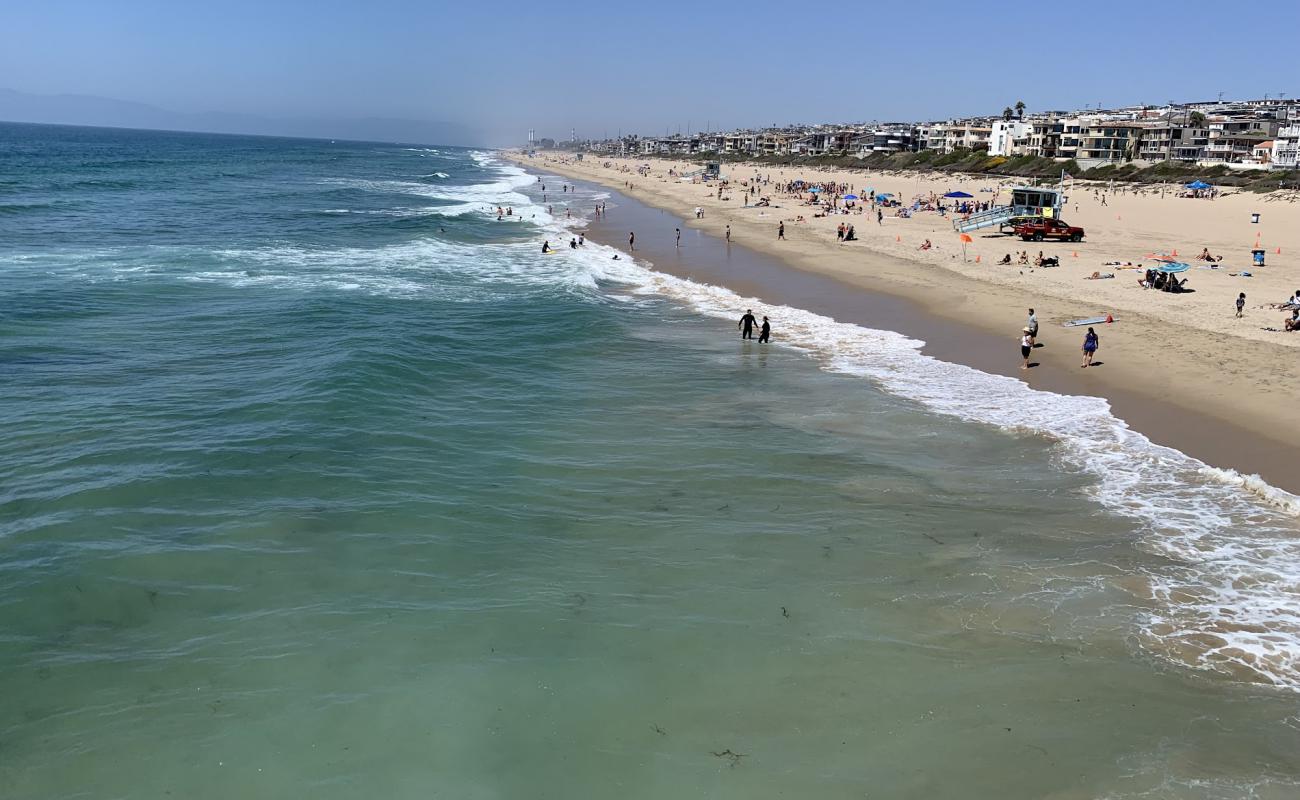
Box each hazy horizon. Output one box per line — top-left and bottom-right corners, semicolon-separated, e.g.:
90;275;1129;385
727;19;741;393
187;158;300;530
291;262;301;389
3;0;1298;146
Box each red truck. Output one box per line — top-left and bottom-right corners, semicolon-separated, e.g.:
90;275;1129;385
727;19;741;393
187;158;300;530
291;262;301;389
1013;218;1085;242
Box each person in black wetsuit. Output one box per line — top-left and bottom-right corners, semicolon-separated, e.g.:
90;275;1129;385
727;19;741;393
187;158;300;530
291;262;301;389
758;316;771;343
739;309;757;340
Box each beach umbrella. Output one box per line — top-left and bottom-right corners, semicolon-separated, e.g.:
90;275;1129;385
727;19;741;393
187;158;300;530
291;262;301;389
876;192;894;198
1156;261;1189;273
844;194;859;200
1144;252;1177;262
943;191;974;199
808;187;821;193
1185;180;1212;190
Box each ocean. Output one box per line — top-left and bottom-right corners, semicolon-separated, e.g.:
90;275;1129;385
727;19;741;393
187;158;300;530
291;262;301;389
2;121;1300;799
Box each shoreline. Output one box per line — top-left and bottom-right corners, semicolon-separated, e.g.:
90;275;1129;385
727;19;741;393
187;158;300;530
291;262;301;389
510;153;1300;495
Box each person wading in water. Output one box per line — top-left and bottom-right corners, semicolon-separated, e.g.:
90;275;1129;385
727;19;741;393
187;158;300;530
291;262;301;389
739;309;757;340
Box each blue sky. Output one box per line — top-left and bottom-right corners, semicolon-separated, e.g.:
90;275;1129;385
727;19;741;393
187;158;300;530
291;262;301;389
3;0;1297;145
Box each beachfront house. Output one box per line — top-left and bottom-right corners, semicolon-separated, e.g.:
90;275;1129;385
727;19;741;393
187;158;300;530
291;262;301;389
1076;122;1143;168
851;126;921;156
1200;116;1280;166
989;120;1032;157
1136;121;1208;163
723;133;758;156
1272;122;1300;169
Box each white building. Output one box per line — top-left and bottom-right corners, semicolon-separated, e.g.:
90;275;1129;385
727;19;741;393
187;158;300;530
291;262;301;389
1273;124;1300;169
989;120;1032;156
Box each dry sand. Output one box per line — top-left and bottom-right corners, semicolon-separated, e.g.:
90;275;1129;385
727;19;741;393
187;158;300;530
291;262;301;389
511;151;1300;489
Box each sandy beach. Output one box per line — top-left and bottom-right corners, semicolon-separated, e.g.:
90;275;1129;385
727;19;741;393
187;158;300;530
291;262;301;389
511;151;1300;492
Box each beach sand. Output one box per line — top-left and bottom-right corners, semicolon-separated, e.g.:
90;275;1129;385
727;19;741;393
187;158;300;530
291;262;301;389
511;152;1300;492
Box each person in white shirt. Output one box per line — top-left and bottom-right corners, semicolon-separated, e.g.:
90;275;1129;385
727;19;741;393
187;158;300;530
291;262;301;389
1021;328;1034;370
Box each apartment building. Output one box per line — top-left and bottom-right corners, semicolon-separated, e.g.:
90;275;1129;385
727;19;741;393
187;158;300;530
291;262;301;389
1135;122;1208;163
1076;122;1143;166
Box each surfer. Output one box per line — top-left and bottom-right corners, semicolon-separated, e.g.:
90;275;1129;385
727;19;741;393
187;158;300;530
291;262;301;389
758;316;771;344
542;241;551;254
676;228;681;248
739;309;757;340
629;231;635;251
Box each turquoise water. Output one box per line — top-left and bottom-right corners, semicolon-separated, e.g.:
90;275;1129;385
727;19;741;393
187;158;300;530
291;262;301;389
3;123;1300;799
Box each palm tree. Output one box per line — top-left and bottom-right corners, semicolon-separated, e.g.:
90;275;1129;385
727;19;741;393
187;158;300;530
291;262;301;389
1002;107;1014;121
1015;101;1026;119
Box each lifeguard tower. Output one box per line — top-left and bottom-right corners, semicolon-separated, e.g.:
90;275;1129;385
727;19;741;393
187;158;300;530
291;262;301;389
680;162;723;181
954;187;1066;234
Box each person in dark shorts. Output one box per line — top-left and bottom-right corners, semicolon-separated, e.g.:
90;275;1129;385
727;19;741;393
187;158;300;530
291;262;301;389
1081;326;1099;367
1020;328;1033;370
739;309;757;340
758;316;771;343
778;222;785;240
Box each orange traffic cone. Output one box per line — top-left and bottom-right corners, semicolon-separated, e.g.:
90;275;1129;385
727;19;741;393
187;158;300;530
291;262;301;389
1072;251;1078;258
1276;247;1282;254
1105;313;1114;324
1172;249;1178;257
895;235;900;242
975;254;981;263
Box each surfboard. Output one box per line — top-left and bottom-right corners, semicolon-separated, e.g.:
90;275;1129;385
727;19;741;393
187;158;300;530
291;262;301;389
1063;316;1112;327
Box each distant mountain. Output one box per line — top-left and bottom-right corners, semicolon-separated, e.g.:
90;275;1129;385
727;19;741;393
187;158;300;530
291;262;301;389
0;88;481;146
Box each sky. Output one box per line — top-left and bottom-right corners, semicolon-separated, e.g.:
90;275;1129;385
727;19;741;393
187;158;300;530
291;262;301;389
2;0;1298;146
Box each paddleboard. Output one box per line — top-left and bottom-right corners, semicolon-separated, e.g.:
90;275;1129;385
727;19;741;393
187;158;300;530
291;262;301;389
1063;316;1112;327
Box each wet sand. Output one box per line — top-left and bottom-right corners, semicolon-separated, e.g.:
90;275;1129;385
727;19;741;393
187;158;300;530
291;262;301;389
571;179;1299;495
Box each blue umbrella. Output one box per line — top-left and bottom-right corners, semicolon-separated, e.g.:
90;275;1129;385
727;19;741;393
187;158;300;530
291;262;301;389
1186;180;1212;190
876;192;894;198
843;194;859;200
1156;262;1190;273
944;191;974;198
808;187;821;193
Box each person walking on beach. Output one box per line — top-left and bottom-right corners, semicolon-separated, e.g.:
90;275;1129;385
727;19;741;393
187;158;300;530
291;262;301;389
758;316;771;343
676;228;681;248
1081;327;1100;368
778;222;785;240
725;225;731;243
1236;292;1246;318
877;209;883;226
1020;328;1034;370
739;309;757;340
1026;308;1039;340
629;231;635;251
